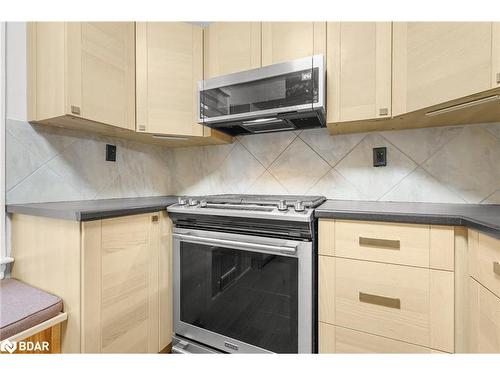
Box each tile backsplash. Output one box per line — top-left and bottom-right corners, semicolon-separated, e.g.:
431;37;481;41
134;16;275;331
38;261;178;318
6;119;173;204
8;120;500;205
165;124;500;204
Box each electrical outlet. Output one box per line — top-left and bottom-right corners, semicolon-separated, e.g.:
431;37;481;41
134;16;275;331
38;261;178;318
106;144;117;162
373;147;387;167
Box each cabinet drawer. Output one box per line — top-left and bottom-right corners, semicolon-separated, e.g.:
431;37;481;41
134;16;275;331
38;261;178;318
469;278;500;353
469;230;500;299
319;219;454;270
320;256;454;352
319;323;439;353
335;220;429;267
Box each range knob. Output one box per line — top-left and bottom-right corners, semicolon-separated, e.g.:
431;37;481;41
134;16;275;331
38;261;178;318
200;200;207;208
277;199;288;211
294;200;305;212
178;197;188;205
188;198;199;206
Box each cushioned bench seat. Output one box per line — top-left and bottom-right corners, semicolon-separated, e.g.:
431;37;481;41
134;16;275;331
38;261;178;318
0;278;63;340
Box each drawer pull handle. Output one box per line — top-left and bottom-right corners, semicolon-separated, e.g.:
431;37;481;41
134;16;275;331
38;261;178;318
494;261;500;276
359;292;401;310
359;237;400;250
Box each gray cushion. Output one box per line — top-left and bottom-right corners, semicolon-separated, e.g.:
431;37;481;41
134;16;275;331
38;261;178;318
0;278;63;340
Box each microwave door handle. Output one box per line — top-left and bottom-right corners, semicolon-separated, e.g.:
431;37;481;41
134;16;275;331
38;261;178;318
173;234;297;255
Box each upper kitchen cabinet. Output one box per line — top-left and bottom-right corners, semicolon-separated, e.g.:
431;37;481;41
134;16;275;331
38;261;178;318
327;22;392;124
493;22;500;88
204;22;261;78
136;22;204;137
261;22;326;66
392;22;495;116
27;22;136;131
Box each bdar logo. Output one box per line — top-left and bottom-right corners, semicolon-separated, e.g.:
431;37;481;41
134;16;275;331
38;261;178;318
0;339;17;353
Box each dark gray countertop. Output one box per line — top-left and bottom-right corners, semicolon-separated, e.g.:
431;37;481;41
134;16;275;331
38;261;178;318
7;196;500;239
315;200;500;239
6;196;178;221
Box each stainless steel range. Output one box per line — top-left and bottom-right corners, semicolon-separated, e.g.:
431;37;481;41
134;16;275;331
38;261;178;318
167;194;326;354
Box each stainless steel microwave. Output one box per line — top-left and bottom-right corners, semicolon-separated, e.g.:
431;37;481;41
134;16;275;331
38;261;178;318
197;55;325;136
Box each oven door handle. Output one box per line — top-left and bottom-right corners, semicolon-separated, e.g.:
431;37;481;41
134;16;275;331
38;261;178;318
173;233;298;255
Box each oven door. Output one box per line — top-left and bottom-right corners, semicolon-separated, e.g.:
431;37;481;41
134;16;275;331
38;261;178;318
172;227;313;353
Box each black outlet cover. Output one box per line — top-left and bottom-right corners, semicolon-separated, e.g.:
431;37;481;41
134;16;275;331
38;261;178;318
106;144;117;162
373;147;387;167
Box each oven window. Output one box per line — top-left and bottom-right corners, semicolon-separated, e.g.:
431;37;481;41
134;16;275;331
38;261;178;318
180;242;299;353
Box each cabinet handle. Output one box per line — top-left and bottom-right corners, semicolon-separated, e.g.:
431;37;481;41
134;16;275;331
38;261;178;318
152;215;159;222
70;105;81;115
138;124;146;132
494;261;500;276
359;236;400;250
496;72;500;84
379;108;389;116
359;292;401;310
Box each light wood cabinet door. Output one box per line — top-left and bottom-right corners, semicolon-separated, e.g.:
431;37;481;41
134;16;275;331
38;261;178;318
261;22;326;66
392;22;493;116
320;256;455;352
319;323;438;353
204;22;261;78
327;22;392;123
10;215;82;353
493;22;500;88
136;22;204;136
469;278;500;353
159;211;173;351
67;22;136;130
82;213;162;353
334;220;431;267
27;22;136;131
10;212;171;354
468;230;500;299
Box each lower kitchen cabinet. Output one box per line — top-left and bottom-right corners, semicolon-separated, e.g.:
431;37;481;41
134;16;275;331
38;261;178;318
319;323;442;354
10;212;172;353
468;278;500;353
319;255;454;353
468;229;500;353
468;229;500;299
318;218;500;354
318;218;455;353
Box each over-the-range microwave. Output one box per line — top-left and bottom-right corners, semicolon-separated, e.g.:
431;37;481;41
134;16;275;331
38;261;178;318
197;55;326;136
